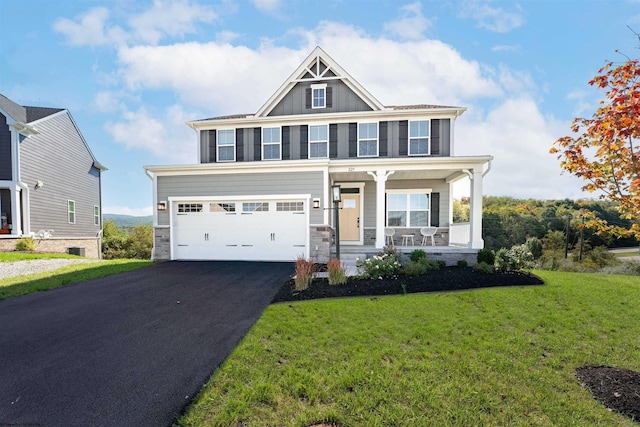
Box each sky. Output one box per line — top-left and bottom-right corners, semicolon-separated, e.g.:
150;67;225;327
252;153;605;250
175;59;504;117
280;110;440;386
1;0;639;216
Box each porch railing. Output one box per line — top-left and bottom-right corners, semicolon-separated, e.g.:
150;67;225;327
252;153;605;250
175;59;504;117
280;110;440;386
449;222;470;247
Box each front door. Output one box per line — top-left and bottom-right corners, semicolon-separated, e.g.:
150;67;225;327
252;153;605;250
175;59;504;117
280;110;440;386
339;193;360;243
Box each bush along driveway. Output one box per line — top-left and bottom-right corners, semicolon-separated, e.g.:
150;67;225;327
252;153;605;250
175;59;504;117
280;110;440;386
0;261;292;427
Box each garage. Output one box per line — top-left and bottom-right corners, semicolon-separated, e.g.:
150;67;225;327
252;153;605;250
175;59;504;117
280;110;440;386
171;198;308;261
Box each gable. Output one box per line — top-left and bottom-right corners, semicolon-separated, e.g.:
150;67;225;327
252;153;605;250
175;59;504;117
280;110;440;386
255;46;384;118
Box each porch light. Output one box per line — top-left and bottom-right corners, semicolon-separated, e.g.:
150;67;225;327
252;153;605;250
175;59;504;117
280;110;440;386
331;185;341;203
157;201;167;211
312;198;321;209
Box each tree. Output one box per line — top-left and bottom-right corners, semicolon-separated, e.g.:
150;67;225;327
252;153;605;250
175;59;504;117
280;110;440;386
551;46;640;239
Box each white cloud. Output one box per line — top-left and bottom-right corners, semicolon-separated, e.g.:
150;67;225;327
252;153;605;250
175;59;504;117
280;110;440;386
458;0;525;33
252;0;282;14
53;7;126;46
104;205;153;216
93;91;126;112
383;2;432;40
105;105;197;163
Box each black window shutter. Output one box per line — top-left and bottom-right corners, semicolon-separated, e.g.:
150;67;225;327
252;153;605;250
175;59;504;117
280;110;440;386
305;88;312;109
399;120;408;156
329;124;338;158
208;130;216;162
282;126;290;160
300;125;308;158
235;128;244;162
379;121;388;157
430;192;440;227
254;128;261;161
348;123;357;157
326;86;333;108
431;119;440;156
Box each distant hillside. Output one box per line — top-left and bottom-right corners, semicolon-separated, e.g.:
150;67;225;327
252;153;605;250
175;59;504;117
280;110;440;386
103;214;152;228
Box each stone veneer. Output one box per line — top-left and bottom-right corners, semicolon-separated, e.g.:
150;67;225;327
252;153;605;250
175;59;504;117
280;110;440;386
310;225;331;263
0;237;101;258
152;227;171;261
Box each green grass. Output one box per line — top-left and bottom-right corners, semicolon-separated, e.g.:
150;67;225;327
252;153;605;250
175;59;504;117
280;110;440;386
614;251;640;258
0;252;81;261
179;271;640;427
0;259;151;300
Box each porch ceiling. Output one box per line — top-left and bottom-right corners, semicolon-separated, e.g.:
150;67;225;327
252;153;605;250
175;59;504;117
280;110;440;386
331;169;465;182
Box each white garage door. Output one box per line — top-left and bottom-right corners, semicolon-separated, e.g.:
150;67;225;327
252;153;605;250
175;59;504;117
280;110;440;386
171;199;308;261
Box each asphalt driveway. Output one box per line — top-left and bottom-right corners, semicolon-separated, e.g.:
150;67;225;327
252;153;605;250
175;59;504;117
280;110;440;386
0;261;293;427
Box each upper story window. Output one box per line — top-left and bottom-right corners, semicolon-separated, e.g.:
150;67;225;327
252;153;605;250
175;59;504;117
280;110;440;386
68;200;76;224
311;83;327;109
358;122;378;157
309;124;328;158
409;120;430;156
217;129;235;162
262;127;281;160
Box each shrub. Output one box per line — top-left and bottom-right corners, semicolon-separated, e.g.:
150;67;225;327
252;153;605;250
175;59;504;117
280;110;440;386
495;244;534;272
402;260;427;276
473;261;494;274
599;260;640;276
327;258;347;285
525;237;543;260
409;249;426;262
356;251;401;279
420;258;440;271
294;256;316;290
457;259;468;268
15;237;36;251
436;260;447;269
477;248;495;265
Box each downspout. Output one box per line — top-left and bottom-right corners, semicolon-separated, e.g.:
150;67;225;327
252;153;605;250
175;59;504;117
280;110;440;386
145;169;157;261
15;135;30;236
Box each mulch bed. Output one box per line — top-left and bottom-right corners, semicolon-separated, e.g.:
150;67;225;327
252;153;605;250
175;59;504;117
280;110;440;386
576;366;640;423
271;267;544;303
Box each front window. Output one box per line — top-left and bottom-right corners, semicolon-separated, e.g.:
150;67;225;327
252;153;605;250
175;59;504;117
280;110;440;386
309;124;328;158
386;192;430;227
311;84;326;109
94;205;100;226
262;127;281;160
358;122;378;157
217;129;235;162
68;200;75;224
409;120;430;155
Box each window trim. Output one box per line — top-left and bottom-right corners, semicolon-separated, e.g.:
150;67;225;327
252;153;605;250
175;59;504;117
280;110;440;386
216;128;236;162
68;200;76;224
408;119;430;156
94;205;100;226
262;126;282;161
308;124;329;159
357;122;379;158
385;189;432;228
310;83;327;109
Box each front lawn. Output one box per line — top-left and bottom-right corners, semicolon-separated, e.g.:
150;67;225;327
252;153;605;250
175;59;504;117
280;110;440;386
179;270;640;426
0;252;81;261
0;259;151;300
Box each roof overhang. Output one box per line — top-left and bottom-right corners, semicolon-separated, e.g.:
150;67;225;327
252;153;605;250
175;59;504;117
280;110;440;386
9;122;39;136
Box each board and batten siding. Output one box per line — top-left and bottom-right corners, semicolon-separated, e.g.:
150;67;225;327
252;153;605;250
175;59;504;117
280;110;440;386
20;111;102;237
0;113;13;180
156;170;325;225
268;80;373;116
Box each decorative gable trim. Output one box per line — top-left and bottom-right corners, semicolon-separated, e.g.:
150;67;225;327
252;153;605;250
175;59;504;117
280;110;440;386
254;46;385;118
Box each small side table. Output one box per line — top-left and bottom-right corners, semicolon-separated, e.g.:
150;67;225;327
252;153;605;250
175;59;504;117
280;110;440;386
401;235;414;246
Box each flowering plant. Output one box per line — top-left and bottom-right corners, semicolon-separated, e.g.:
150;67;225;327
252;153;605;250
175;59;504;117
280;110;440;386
356;250;402;279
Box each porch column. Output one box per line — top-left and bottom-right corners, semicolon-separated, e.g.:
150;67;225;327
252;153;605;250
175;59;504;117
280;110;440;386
10;186;22;236
368;170;394;249
469;168;484;249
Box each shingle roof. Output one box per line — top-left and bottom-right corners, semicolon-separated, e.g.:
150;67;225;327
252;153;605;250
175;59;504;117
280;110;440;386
25;106;64;122
0;94;64;123
193;113;252;121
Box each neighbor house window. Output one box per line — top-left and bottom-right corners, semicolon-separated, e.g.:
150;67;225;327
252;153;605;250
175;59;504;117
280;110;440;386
386;192;430;227
311;84;326;109
94;205;100;226
217;129;235;162
309;124;328;158
358;122;378;157
68;200;76;224
409;120;430;155
262;127;281;160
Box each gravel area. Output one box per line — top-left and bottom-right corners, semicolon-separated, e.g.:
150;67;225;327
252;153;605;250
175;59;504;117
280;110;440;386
0;259;99;280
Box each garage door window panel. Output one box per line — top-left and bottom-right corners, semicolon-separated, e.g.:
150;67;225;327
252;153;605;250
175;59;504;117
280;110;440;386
243;202;269;212
210;202;236;213
178;203;203;213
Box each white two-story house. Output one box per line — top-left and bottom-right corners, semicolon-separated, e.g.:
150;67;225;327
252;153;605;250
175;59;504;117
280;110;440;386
145;46;492;263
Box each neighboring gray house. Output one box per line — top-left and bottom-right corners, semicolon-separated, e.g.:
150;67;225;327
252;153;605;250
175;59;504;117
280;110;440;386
0;94;105;257
145;46;492;263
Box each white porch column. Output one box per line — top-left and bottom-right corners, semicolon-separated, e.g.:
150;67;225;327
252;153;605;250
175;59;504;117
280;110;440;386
368;170;394;249
10;186;22;236
469;168;484;249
